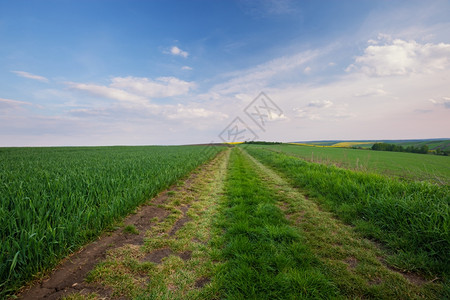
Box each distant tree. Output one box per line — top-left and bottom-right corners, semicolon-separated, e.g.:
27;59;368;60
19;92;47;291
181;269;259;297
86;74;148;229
371;142;429;155
244;141;282;145
419;145;429;154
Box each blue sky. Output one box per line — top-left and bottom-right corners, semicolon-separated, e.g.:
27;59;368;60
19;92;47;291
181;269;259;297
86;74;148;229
1;0;449;146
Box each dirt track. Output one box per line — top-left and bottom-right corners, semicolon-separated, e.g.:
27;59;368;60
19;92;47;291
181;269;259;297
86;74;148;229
16;148;442;299
18;151;225;300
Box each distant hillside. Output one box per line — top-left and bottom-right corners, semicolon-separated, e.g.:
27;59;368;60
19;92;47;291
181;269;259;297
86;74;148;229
294;139;450;150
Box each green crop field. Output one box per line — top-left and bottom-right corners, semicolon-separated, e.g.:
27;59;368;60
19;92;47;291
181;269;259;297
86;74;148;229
396;140;450;151
249;143;450;185
2;144;449;299
0;145;224;296
244;146;449;277
297;139;450;151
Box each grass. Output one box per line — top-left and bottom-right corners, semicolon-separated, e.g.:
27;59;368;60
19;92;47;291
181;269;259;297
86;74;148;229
244;146;449;281
294;139;450;151
250;143;450;184
213;148;338;299
23;146;449;299
123;225;139;235
83;149;231;299
0;145;224;297
244;149;446;299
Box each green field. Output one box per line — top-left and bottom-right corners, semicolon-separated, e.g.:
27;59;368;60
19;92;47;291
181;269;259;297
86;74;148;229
251;143;450;185
245;146;449;278
396;140;450;151
0;145;224;296
2;145;449;299
297;139;450;151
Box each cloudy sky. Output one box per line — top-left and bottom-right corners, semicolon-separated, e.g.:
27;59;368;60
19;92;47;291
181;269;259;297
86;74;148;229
1;0;449;146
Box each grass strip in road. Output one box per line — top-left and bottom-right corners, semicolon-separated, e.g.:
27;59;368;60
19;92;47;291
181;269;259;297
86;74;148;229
243;149;446;299
244;146;449;281
213;148;338;299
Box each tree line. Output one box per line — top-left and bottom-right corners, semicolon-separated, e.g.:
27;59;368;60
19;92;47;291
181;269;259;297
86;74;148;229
244;141;282;145
371;142;429;154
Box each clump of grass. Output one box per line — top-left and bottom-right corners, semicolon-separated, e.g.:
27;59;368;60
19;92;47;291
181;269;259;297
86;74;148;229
246;146;450;280
123;225;139;235
213;149;338;299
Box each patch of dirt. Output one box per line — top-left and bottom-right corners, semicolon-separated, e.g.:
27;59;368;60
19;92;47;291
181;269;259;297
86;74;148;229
191;237;207;245
369;278;383;285
178;250;192;261
168;205;191;236
151;192;169;206
17;183;190;299
401;272;429;286
169;216;191;236
141;248;191;264
194;277;210;288
389;266;428;286
142;248;173;264
180;205;190;214
38;283;114;300
278;202;290;212
345;257;359;269
377;256;428;286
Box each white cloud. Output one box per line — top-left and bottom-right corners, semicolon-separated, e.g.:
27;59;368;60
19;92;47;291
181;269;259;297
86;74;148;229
66;82;149;106
0;97;32;110
307;100;333;108
181;66;193;70
353;87;387;97
347;37;450;76
303;66;312;74
292;99;349;121
11;71;49;82
66;76;195;106
69;108;110;117
165;104;228;120
169;46;189;58
429;97;450;109
110;76;195;98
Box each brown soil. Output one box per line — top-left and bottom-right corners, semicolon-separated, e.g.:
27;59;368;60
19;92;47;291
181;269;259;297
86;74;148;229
194;277;211;288
376;256;428;286
369;278;383;285
141;248;173;264
169;215;191;236
140;249;192;264
178;251;192;261
345;257;359;269
17;162;207;300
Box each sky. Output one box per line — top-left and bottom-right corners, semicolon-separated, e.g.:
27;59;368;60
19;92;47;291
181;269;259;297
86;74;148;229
1;0;450;146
